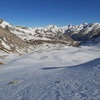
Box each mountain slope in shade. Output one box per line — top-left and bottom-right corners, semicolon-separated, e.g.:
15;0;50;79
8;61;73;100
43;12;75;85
64;23;100;45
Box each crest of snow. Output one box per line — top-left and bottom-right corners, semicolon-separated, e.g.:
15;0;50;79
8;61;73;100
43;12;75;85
0;21;12;28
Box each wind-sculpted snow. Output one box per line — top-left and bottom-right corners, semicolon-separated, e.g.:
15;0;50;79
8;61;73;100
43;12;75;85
0;46;100;100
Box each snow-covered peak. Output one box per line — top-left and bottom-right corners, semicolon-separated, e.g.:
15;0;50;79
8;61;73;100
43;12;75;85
83;22;88;25
46;25;58;29
43;25;60;32
0;19;12;28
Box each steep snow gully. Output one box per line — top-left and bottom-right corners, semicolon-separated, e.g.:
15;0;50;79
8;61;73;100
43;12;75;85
0;46;100;100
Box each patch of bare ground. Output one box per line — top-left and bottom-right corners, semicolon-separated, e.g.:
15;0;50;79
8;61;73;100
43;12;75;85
0;62;4;65
26;39;80;47
7;81;19;85
27;39;67;45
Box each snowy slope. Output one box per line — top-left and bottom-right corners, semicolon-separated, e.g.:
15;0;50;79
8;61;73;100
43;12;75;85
0;46;100;100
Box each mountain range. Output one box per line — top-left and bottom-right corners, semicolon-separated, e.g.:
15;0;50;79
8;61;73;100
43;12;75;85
0;19;100;54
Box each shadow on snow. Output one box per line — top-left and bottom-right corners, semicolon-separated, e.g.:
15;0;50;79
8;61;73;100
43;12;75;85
41;58;100;70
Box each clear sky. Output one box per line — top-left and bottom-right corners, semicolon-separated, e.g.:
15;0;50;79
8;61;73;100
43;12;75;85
0;0;100;27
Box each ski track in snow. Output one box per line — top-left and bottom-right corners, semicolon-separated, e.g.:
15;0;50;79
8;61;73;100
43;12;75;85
0;46;100;100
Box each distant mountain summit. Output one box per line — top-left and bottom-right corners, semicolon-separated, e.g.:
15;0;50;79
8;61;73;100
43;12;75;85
64;22;100;45
0;19;100;53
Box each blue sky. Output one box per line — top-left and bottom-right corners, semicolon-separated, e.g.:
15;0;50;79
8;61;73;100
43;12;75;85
0;0;100;27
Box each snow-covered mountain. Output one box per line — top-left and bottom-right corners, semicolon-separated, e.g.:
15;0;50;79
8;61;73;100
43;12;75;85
0;19;100;53
63;23;100;45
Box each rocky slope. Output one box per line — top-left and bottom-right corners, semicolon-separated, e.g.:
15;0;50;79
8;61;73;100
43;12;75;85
0;26;30;53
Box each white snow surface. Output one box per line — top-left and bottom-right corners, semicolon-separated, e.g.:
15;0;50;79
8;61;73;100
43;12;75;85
0;45;100;100
0;21;12;28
